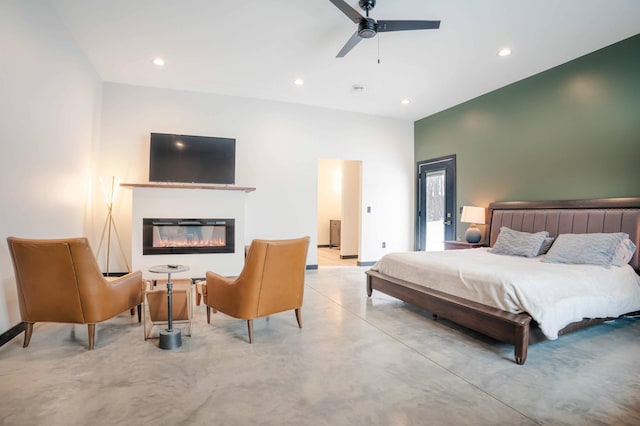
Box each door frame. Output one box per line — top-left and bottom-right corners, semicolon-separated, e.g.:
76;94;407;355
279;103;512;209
416;154;457;250
316;158;362;267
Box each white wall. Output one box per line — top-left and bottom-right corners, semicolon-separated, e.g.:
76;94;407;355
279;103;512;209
0;1;102;333
317;159;343;246
341;160;361;257
98;83;414;271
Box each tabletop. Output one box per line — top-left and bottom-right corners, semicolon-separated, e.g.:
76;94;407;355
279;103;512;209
148;264;190;274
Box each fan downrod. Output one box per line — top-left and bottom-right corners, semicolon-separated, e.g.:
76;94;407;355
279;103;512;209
358;0;376;14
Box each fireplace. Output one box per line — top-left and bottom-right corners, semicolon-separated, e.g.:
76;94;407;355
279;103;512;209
143;218;235;255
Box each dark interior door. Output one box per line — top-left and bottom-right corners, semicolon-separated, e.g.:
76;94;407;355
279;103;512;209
416;155;456;250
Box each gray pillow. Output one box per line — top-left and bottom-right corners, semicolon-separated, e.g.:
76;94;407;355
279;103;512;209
490;227;548;258
538;237;555;255
542;233;628;266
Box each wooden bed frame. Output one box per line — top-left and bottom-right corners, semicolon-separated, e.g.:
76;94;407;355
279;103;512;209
365;197;640;365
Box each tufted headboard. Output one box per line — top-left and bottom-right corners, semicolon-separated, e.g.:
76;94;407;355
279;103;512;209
487;198;640;273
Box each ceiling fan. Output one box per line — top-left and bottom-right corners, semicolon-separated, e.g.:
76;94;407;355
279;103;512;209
329;0;441;58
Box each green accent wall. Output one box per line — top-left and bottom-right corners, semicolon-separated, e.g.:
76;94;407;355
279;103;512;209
415;34;640;216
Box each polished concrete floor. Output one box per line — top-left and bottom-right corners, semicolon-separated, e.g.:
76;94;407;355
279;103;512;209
1;267;639;426
317;246;358;267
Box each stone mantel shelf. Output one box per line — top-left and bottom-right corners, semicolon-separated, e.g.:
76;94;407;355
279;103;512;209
120;182;256;192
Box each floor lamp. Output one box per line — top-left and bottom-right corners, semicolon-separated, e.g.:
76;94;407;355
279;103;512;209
96;176;130;275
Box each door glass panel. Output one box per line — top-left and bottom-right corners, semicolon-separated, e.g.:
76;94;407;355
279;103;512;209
425;170;445;251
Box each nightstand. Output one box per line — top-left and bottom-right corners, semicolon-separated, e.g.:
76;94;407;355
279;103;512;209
443;241;487;250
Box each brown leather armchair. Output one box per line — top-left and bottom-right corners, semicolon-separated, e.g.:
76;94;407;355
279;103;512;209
7;237;146;349
201;236;310;343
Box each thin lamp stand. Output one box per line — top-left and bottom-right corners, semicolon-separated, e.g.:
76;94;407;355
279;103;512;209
96;176;130;275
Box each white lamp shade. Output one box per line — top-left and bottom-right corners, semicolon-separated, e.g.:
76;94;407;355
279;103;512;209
460;206;486;225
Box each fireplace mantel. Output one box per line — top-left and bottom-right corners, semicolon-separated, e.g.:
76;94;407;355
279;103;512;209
121;182;256;192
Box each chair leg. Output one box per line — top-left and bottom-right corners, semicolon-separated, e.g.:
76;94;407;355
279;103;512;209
130;308;135;316
88;324;96;350
295;308;302;328
143;300;149;341
137;304;142;322
23;322;34;348
187;289;193;337
247;319;253;344
196;291;201;306
206;306;211;324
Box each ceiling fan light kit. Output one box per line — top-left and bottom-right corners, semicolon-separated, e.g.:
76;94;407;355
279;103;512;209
330;0;441;57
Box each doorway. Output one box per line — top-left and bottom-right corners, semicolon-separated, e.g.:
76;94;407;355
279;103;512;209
416;155;456;251
317;159;362;267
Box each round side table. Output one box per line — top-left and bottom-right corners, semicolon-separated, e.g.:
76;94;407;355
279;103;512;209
149;264;190;350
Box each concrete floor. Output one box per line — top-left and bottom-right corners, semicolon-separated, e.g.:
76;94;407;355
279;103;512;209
317;246;358;267
1;266;639;425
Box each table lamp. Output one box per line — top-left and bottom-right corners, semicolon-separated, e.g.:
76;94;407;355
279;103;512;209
460;206;486;243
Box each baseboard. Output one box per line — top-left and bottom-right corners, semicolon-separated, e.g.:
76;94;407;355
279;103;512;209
0;322;25;348
357;261;376;267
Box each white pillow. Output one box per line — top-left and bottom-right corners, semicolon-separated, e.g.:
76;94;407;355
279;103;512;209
611;236;637;267
542;233;627;267
490;227;548;258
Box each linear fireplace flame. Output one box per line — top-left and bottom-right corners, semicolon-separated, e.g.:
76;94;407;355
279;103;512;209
152;224;225;248
143;218;235;255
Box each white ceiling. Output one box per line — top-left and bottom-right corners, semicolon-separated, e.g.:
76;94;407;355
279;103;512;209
48;0;640;121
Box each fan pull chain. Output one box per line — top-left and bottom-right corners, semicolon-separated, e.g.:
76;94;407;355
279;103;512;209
378;36;381;64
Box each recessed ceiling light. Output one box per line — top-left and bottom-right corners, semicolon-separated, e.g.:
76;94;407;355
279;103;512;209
498;48;512;57
401;99;410;105
294;78;304;86
153;57;165;66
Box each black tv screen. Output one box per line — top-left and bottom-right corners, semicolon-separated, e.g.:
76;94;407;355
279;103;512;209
149;133;235;184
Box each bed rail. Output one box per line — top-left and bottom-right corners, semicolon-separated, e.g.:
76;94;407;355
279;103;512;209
366;270;532;364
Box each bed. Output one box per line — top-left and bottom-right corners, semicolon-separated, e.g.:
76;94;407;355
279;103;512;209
365;198;640;364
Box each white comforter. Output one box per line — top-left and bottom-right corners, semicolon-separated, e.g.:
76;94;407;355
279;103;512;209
371;248;640;339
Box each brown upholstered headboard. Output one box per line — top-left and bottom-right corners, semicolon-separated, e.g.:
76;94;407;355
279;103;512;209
487;198;640;273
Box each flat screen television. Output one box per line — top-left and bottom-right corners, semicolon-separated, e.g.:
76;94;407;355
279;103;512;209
149;133;235;185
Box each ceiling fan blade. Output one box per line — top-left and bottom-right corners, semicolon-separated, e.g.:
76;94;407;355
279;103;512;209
329;0;364;24
377;20;441;32
336;31;363;57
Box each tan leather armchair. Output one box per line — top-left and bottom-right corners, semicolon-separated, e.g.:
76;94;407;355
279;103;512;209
201;236;310;343
7;237;146;349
